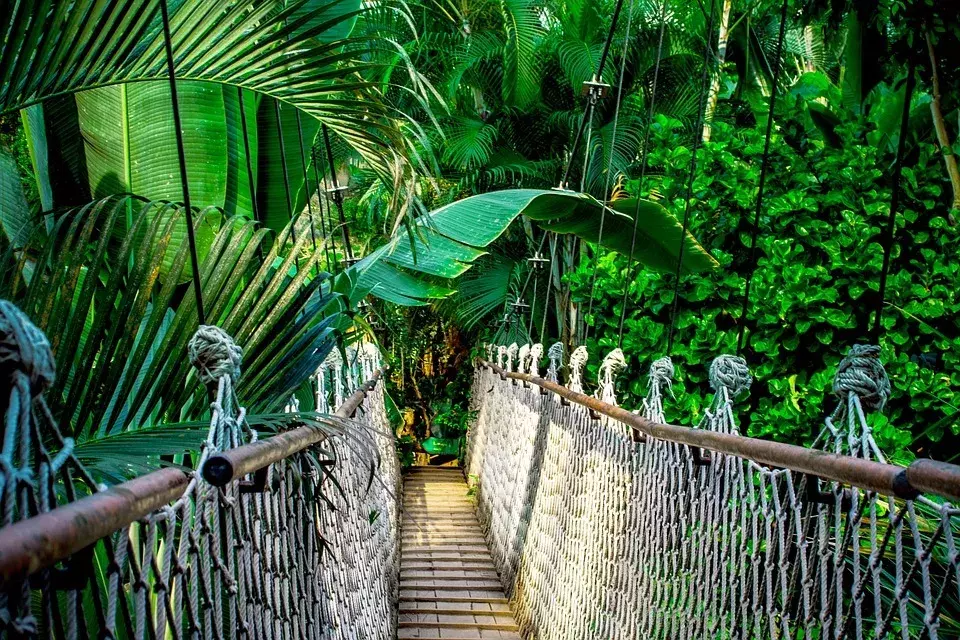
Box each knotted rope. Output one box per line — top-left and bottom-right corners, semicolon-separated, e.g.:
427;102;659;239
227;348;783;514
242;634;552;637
596;348;626;405
0;301;65;635
530;344;544;377
188;325;243;387
641;356;674;423
833;344;890;412
568;346;588;393
506;343;519;373
0;300;55;394
709;354;751;398
546;343;564;383
518;344;531;374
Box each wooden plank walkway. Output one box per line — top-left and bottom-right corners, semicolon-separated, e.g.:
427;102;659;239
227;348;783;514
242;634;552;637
399;466;521;639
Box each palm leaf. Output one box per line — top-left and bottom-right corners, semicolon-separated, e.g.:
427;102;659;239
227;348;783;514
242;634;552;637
0;149;32;247
0;0;423;179
354;187;716;307
0;195;347;440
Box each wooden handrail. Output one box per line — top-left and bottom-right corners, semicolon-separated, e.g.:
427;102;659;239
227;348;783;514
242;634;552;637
481;360;960;502
0;370;384;586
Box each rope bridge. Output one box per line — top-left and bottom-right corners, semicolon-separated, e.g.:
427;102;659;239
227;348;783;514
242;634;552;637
0;302;399;639
469;342;960;640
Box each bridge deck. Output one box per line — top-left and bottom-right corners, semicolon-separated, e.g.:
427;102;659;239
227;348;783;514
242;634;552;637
399;466;521;639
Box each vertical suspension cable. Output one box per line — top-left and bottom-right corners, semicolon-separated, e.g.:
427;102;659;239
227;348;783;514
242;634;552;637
310;146;337;273
873;59;917;341
584;0;635;341
665;0;717;355
294;110;320;275
616;1;668;346
322;124;354;261
540;236;556;343
560;0;627;189
735;0;789;354
160;0;205;325
274;101;301;273
236;87;263;262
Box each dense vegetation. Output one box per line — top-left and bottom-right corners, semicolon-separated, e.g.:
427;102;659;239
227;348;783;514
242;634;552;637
1;0;957;470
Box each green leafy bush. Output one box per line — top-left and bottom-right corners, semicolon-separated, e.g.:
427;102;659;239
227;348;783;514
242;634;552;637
572;104;959;465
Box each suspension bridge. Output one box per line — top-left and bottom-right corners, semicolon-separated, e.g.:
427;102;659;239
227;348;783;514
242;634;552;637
0;299;959;639
1;0;958;638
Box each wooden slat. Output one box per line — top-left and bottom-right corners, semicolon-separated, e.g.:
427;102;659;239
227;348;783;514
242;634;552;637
399;466;519;636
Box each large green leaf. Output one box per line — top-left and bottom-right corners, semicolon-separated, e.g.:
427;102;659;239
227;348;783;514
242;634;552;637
223;86;260;218
287;0;363;43
0;0;424;180
520;192;720;274
75;81;226;281
257;96;322;232
76;81;228;204
500;0;541;108
355;188;717;306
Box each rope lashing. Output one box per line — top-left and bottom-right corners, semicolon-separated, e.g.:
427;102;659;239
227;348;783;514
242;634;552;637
833;344;891;412
596;348;626;405
505;343;519;373
641;356;674;422
530;343;544;377
188;325;243;387
546;342;564;383
518;344;531;374
568;346;588;393
0;300;55;393
469;350;959;639
709;354;751;398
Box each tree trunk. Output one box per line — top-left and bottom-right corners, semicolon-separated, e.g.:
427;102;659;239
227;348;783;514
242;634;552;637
702;0;733;143
926;31;960;222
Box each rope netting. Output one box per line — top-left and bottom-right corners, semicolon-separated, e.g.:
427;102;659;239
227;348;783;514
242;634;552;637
469;342;960;640
0;301;399;639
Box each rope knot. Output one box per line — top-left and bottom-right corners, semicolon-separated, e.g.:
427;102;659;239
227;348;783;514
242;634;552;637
506;343;519;373
188;325;242;386
709;355;751;397
568;345;588;393
0;300;56;394
518;344;531;374
530;343;544;377
833;344;890;411
546;342;564;382
648;356;675;397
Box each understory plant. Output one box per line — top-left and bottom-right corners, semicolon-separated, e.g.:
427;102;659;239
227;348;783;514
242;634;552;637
570;98;959;465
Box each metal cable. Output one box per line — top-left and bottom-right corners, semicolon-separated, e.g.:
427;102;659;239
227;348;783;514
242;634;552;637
294;110;321;275
584;0;636;342
322;124;354;261
274;101;301;273
159;0;205;325
311;146;338;274
735;0;789;354
873;59;917;341
235;87;264;262
616;1;668;346
665;0;717;355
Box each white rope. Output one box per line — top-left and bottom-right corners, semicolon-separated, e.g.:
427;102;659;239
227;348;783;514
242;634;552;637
468;342;959;640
